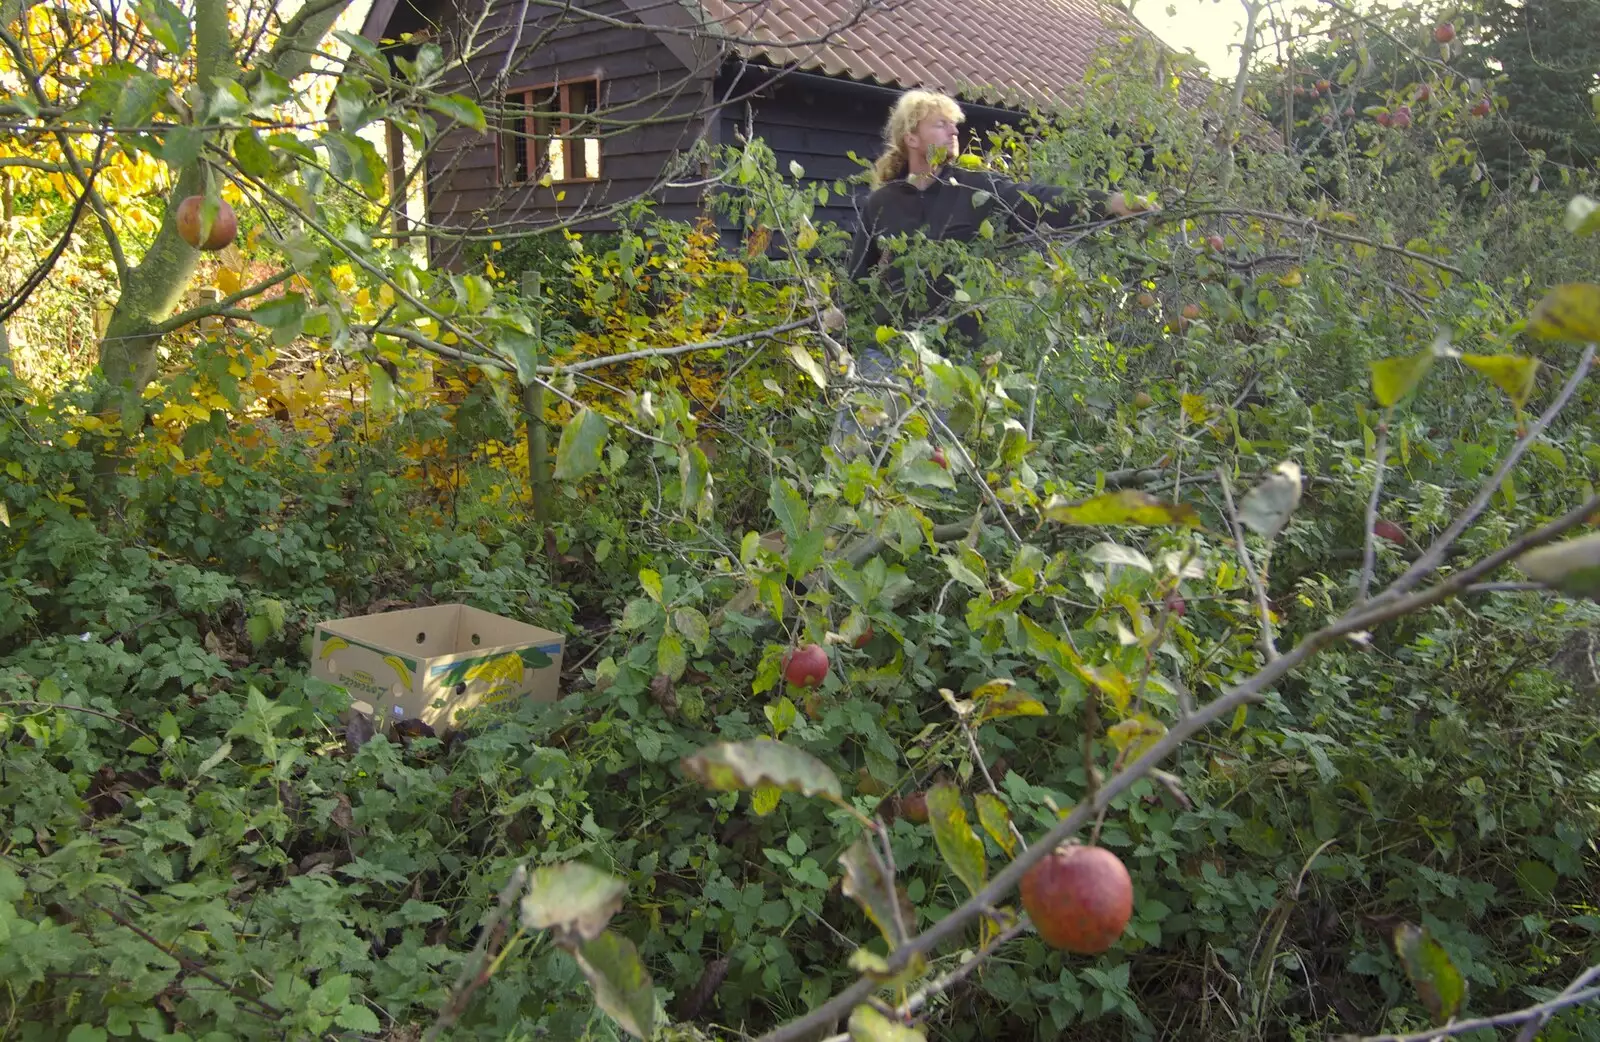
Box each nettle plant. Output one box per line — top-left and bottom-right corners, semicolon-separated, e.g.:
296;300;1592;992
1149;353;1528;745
439;187;1600;1041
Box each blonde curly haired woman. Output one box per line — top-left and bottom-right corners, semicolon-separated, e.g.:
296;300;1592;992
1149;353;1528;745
829;88;1155;458
846;88;1154;349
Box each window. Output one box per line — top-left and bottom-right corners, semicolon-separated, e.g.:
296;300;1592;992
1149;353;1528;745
499;79;601;185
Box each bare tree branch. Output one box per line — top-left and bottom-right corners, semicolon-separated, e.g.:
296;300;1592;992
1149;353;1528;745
1357;422;1390;604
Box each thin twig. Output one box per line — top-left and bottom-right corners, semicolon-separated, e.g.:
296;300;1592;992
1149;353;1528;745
1514;963;1600;1042
1389;344;1595;598
423;862;528;1042
1355;981;1600;1042
1357;422;1390;605
4;700;155;740
1218;467;1279;661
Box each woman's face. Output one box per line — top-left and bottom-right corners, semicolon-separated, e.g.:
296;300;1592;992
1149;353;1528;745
907;111;960;165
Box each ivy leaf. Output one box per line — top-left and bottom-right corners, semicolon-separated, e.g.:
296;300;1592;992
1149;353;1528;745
1515;531;1600;599
1393;922;1467;1025
574;929;657;1040
1043;490;1199;527
1528;283;1600;343
974;793;1017;857
1107;712;1168;761
553;409;609;482
427;93;488;133
1461;354;1539;408
849;1003;926;1041
1564;195;1600;238
680;739;843;802
925;783;986;898
520;862;627;942
839;835;908;948
1369;352;1434;406
1237;460;1303;540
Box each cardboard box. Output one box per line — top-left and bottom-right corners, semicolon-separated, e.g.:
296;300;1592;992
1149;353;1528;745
310;604;565;732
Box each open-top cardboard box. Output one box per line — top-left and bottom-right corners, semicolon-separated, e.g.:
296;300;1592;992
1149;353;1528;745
310;604;565;732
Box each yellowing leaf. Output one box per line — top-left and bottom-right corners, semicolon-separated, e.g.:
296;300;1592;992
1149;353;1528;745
1516;531;1600;599
1393;923;1467;1025
750;782;781;816
1461;354;1539;408
573;929;657;1040
680;739;843;802
839;836;908;948
1043;490;1199;528
214;268;243;295
1237;460;1303;540
926;783;986;898
787;341;827;388
520;862;627;941
970;678;1047;724
849;1004;926;1042
1369;352;1434;407
974;793;1016;857
1107;712;1168;761
1528;283;1600;343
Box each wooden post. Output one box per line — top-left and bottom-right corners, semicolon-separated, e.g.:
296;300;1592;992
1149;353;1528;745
521;271;552;530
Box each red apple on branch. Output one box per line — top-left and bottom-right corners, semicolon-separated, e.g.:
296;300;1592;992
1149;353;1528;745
1021;844;1134;954
782;643;829;688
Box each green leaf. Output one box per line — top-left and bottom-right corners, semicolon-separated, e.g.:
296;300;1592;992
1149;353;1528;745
619;598;657;631
901;459;957;489
656;630;686;681
786;528;827;581
974;793;1016;857
1515;859;1558;901
1043;489;1199;527
128;735;158;755
671;607;710;654
787;341;827;388
157;711;179;744
428;93;488;133
1369;352;1434;406
763;696;797;738
335;1004;381;1032
573;929;657;1040
1565;195;1600;238
769;477;809;541
639;569;663;602
250;293;307;343
520;862;627;941
553;409;610;482
233;129;277;178
1237;460;1303;540
941;554;988;593
848;1001;927;1041
1393;922;1467;1025
925;782;986;898
66;1028;107;1042
679;444;712;520
1085;542;1153;572
680;739;843;802
1462;354;1539;408
1515;531;1600;599
135;0;190;54
839;836;909;947
499;330;539;387
1529;283;1600;343
160;125;203;171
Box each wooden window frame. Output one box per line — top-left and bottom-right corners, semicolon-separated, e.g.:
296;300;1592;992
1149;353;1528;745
497;77;603;186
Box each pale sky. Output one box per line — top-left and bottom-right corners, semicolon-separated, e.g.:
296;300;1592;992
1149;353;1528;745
1133;0;1253;77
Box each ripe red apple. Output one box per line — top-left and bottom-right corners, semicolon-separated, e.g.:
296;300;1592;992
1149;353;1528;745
782;643;829;688
1343;106;1356;117
1415;83;1432;102
1321;113;1335;126
1020;844;1134;954
900;792;929;824
931;447;948;469
1165;593;1187;617
853;625;874;649
1434;22;1455;43
1373;519;1407;545
1181;303;1201;321
174;194;237;251
1136;291;1157;308
1205;234;1225;252
1471;97;1492;117
1376;112;1393;127
1391;105;1412;128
